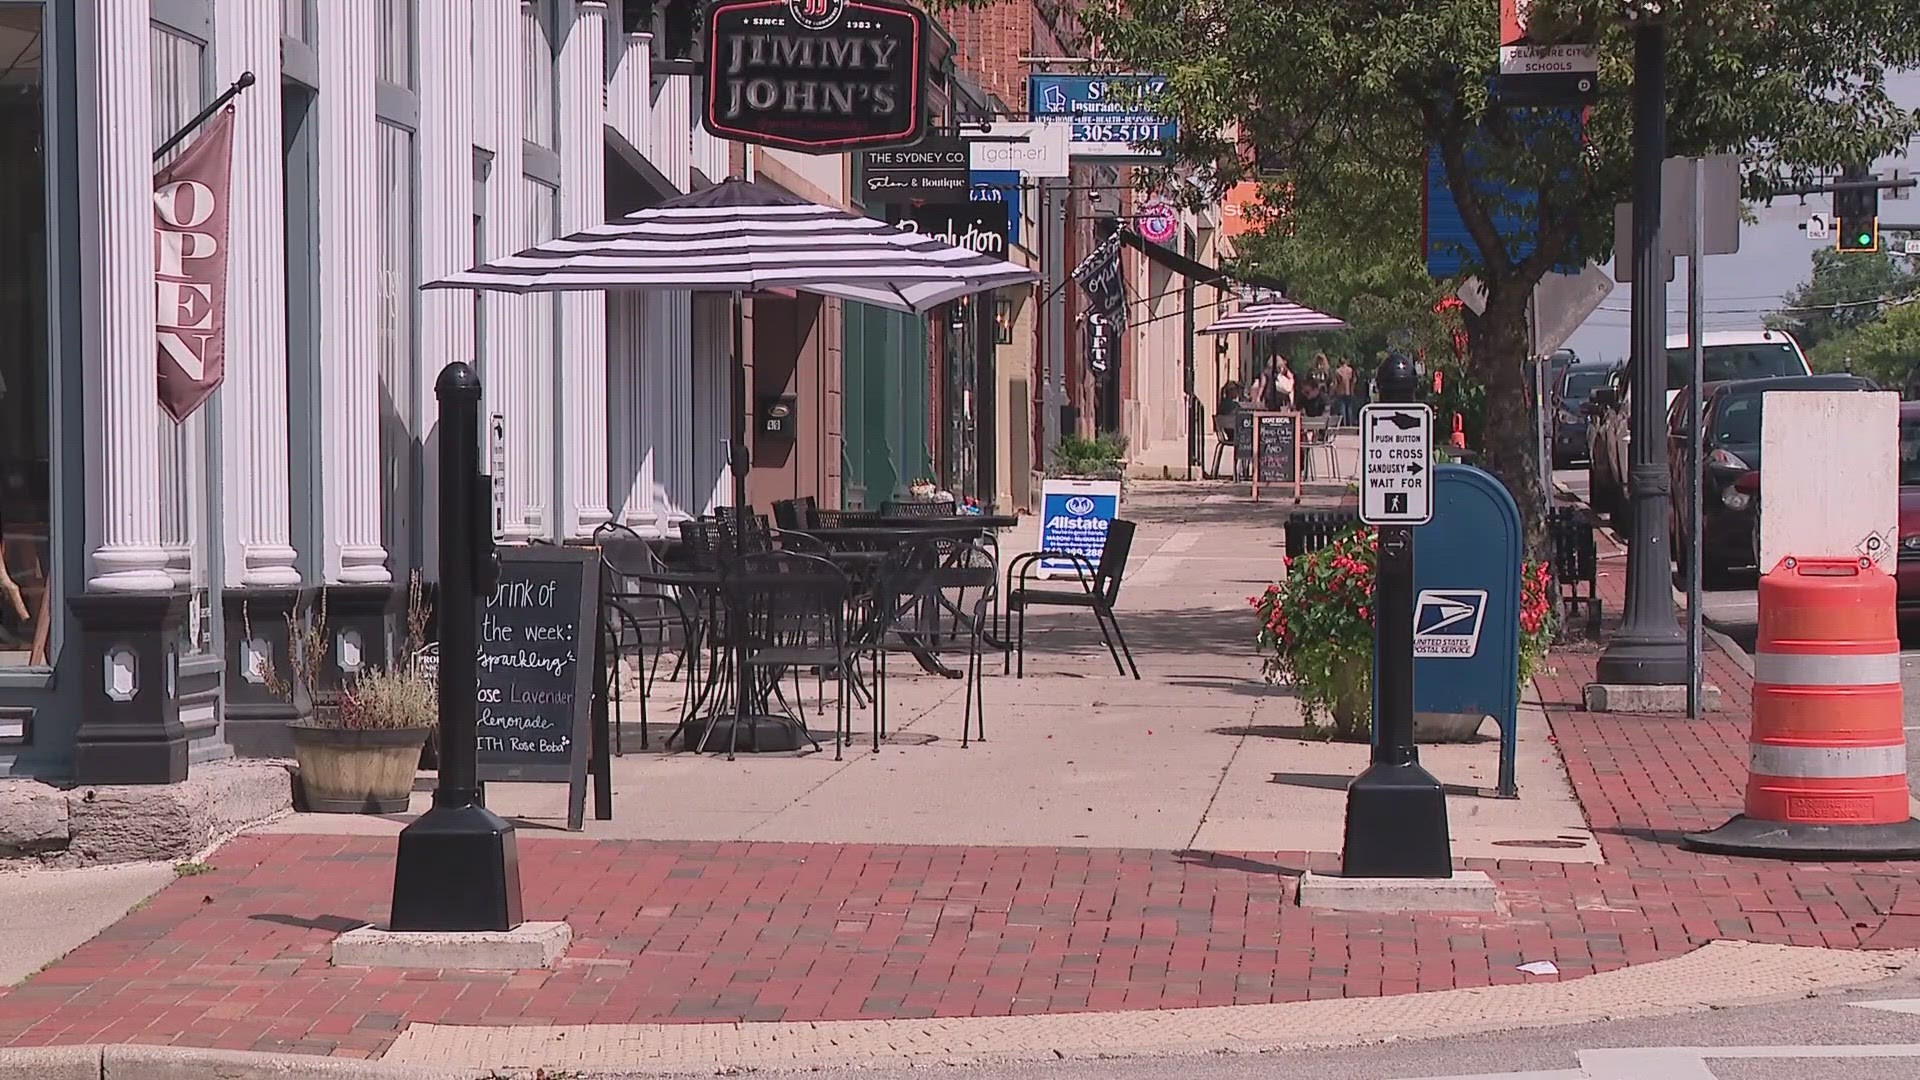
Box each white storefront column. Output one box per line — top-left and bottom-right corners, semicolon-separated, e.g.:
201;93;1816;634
316;0;392;586
212;0;307;758
80;0;171;595
70;0;189;783
557;1;611;539
416;0;477;564
213;1;300;588
486;0;535;541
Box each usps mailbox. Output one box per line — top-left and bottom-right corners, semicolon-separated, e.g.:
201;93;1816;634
1373;465;1522;796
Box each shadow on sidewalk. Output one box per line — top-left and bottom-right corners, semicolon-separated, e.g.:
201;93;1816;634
1270;771;1488;798
1172;850;1305;877
249;913;369;933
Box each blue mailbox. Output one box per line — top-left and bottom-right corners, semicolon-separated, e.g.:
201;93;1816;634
1373;465;1523;796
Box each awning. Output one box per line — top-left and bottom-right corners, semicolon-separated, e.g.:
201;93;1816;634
1116;227;1287;294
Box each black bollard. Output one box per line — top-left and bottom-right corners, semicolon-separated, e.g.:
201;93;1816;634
390;361;523;932
1340;353;1452;878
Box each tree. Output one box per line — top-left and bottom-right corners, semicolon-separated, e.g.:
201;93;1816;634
1768;249;1919;356
1806;299;1920;386
1083;0;1920;550
1225;188;1456;364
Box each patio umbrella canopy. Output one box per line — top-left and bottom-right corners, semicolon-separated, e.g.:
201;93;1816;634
428;177;1034;312
425;175;1036;516
1200;299;1349;335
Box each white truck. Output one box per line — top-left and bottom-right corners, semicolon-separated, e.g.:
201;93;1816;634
1662;329;1812;409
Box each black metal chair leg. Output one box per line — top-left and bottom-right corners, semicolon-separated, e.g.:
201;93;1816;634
1091;604;1125;675
605;621;625;757
1016;602;1027;678
1103;603;1141;679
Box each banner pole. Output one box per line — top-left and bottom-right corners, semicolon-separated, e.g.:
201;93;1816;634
153;72;255;163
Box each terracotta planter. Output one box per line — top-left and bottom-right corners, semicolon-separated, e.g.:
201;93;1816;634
289;723;430;814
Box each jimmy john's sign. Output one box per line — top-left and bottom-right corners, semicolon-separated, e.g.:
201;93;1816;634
704;0;928;154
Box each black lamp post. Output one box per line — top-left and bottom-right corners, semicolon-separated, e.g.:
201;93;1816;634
1595;14;1689;686
390;361;522;932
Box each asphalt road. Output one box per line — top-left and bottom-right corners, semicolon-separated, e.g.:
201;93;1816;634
1550;468;1920;797
637;973;1920;1079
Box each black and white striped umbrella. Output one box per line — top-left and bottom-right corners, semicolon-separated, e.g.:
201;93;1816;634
1199;299;1349;335
425;177;1035;313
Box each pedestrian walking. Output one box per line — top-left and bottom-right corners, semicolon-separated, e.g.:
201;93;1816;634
1333;356;1358;425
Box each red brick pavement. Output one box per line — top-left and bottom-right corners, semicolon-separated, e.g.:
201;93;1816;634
3;535;1919;1058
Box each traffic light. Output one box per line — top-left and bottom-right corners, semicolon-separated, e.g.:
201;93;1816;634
1836;165;1880;253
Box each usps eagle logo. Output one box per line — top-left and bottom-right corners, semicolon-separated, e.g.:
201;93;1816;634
788;0;847;31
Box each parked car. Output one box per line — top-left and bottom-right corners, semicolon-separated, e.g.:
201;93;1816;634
1551;359;1622;468
1584;365;1632;523
1900;402;1920;614
1667;373;1880;589
1662;329;1812;410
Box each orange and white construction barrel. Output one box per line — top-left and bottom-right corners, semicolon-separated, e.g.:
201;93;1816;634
1685;556;1920;858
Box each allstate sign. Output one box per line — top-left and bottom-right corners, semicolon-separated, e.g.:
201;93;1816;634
1038;478;1120;577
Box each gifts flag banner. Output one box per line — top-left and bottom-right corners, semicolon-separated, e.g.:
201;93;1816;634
154;106;235;423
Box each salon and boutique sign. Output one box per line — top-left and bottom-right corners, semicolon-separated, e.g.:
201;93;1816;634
704;0;927;153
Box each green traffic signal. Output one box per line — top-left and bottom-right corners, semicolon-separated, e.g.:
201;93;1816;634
1837;216;1880;252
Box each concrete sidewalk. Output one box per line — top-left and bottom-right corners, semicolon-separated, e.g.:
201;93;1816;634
263;480;1596;861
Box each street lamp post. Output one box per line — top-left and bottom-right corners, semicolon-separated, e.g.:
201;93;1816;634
1595;15;1689;686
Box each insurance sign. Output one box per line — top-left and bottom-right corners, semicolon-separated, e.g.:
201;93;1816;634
1027;74;1178;158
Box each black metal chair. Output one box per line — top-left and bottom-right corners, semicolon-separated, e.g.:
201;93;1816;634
921;540;998;746
714;506;773;557
772;496;817;530
882;498;958;517
722;551;860;760
1004;519;1141;679
593;522;697;753
813;507;882;528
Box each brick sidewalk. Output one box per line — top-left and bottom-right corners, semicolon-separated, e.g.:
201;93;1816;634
4;528;1920;1060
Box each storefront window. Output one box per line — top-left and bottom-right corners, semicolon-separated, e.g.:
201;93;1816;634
151;24;213;655
523;178;557;531
522;0;554;148
0;4;50;666
378;122;417;573
378;0;412;88
281;0;312;43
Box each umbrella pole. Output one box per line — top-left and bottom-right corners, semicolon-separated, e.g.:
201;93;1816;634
729;291;750;520
729;291;755;750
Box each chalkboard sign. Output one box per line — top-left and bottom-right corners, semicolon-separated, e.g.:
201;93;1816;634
1233;409;1256;481
1251;411;1302;503
476;546;600;830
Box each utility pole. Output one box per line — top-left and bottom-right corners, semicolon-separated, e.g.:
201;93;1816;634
1595;14;1689;687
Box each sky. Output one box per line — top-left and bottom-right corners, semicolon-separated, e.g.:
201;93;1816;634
1558;71;1920;364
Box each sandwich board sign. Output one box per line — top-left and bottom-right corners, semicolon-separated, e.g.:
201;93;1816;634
1037;477;1119;578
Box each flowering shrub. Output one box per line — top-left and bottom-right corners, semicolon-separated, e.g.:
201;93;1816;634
1253;525;1556;740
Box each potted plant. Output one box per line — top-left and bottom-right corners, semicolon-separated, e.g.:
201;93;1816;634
255;574;436;814
1251;525;1553;742
1047;434;1129;493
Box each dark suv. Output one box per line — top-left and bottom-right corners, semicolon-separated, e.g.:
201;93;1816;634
1552;360;1622;468
1667;373;1880;588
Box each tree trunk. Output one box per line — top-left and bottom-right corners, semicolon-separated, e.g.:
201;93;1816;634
1464;298;1549;561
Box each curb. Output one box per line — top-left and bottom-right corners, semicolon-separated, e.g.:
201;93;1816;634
0;1045;488;1080
381;942;1914;1075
